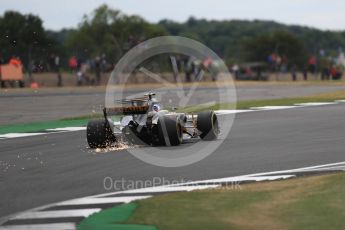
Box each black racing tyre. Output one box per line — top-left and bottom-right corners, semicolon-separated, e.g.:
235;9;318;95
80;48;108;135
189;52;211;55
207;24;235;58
157;116;183;146
87;119;116;148
197;111;219;140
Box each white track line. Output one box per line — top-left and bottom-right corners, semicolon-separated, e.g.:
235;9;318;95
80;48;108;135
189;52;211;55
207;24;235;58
0;223;75;230
294;102;338;106
215;110;253;114
0;133;46;139
57;196;151;206
294;167;345;172
46;127;86;131
239;161;345;177
250;106;298;110
165;175;296;187
93;185;219;198
13;209;100;220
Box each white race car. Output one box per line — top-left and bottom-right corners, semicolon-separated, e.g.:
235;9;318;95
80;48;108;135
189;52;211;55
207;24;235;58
86;93;219;148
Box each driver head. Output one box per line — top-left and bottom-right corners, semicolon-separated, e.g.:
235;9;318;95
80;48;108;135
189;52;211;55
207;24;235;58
153;104;160;112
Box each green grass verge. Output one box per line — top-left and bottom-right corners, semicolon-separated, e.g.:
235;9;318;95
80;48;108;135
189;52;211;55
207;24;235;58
0;119;88;135
77;203;157;230
126;173;345;230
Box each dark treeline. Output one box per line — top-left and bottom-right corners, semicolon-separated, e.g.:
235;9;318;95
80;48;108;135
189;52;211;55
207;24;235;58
1;4;345;72
159;18;345;70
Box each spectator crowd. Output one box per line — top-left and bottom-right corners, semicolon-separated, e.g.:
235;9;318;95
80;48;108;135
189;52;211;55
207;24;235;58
1;49;345;88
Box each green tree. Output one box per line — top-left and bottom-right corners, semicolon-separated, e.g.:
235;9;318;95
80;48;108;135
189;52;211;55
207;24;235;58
241;31;307;67
65;4;167;64
0;11;56;79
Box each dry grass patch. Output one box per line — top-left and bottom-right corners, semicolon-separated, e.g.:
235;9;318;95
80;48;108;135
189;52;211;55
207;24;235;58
127;173;345;230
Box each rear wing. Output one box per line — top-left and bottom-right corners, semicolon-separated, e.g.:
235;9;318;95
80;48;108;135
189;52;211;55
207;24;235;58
104;94;155;117
104;105;149;116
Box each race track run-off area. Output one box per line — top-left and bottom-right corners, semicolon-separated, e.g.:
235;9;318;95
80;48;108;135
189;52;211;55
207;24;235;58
0;101;345;229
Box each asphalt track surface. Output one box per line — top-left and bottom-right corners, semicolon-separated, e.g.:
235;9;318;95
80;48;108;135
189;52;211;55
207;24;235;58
1;103;345;217
1;83;345;124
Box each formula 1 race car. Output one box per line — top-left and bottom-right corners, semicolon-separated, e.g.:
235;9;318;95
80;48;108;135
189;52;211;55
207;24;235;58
86;93;219;148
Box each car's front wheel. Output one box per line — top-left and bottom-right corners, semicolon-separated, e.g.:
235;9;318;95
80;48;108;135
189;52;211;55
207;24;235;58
197;111;219;140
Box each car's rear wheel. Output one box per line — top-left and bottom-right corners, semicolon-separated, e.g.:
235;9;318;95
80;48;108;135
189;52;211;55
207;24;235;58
197;111;219;140
157;116;183;146
87;119;116;148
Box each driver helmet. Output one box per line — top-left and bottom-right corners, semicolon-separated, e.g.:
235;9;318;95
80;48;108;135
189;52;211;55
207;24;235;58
153;103;161;112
